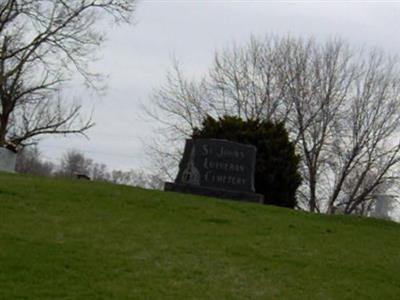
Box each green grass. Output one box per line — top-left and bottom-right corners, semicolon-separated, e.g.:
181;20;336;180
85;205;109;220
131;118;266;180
1;172;399;299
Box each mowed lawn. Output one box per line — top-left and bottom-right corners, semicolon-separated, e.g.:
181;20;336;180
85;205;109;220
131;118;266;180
0;172;399;299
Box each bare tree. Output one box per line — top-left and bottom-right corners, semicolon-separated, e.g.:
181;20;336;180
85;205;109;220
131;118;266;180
0;0;135;148
145;39;288;179
324;52;400;214
148;35;400;215
91;162;110;182
57;149;93;178
277;38;358;212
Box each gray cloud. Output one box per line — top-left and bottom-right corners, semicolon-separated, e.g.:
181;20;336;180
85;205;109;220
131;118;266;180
40;1;400;171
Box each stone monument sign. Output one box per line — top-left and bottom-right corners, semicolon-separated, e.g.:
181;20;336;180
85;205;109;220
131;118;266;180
165;139;263;203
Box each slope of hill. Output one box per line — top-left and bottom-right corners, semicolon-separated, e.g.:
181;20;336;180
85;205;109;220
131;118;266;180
1;172;399;299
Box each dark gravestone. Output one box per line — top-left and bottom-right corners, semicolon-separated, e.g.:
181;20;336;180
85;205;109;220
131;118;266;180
164;139;263;203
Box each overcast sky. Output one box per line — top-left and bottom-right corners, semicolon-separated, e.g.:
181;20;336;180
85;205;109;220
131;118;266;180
39;1;400;172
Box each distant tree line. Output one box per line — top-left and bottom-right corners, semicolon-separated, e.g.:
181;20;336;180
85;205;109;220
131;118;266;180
15;147;163;190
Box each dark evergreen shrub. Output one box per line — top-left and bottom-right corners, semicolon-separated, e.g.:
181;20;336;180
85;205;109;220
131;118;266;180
192;115;301;208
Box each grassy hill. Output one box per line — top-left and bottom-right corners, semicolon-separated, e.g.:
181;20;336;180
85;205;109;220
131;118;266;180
1;172;399;299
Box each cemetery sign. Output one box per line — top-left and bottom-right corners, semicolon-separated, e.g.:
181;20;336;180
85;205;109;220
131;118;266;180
165;139;263;203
